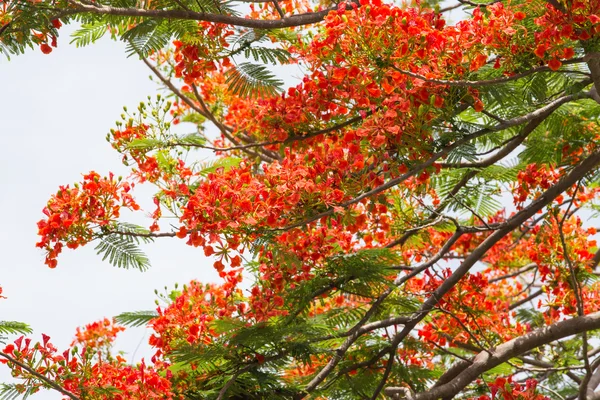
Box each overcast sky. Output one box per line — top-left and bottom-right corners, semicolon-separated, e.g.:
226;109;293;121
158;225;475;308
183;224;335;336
0;27;222;398
0;4;469;397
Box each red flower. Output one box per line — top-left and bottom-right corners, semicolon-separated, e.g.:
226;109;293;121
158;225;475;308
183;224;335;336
473;99;484;112
3;344;15;355
514;11;526;20
534;45;546;58
40;44;53;54
563;47;575;59
548;59;562;71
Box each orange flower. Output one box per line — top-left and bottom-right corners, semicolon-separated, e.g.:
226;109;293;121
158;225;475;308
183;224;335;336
40;44;52;54
548;59;562;71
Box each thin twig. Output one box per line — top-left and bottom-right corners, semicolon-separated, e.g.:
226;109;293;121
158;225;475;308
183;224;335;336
276;90;590;232
489;263;538;283
272;0;285;17
0;352;81;400
390;58;588;88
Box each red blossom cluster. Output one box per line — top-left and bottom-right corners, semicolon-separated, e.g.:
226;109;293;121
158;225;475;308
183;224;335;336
473;376;550;400
7;0;600;397
148;282;243;356
2;330;173;399
0;1;62;54
172;28;233;86
36;171;140;268
513;164;564;206
72;318;125;350
110;125;164;183
533;0;600;69
416;270;529;347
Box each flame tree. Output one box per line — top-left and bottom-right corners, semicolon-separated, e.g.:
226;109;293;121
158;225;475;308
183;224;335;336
3;0;600;398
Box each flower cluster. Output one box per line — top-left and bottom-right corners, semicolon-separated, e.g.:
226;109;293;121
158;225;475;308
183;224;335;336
2;326;173;399
36;172;140;268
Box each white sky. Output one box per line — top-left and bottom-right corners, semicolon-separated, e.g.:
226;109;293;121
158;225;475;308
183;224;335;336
0;3;466;397
0;27;220;398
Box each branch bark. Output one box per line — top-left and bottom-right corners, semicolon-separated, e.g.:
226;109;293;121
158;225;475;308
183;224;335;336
386;312;600;400
0;352;81;400
60;1;337;29
382;148;600;398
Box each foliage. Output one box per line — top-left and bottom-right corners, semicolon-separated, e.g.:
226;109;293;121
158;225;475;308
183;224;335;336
3;0;600;398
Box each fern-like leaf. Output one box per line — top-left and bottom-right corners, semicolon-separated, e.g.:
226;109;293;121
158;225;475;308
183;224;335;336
70;21;109;47
243;46;291;65
0;321;32;336
225;62;283;98
0;384;37;400
94;234;151;271
123;19;171;58
114;310;158;327
109;222;155;244
197;157;242;176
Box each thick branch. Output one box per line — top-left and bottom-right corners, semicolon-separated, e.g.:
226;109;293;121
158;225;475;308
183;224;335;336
390;312;600;400
383;149;600;397
61;2;336;29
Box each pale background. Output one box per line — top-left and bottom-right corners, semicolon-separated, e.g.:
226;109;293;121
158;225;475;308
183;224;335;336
0;26;222;398
0;4;465;397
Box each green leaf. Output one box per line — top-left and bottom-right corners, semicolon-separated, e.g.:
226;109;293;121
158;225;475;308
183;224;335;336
176;132;208;147
94;234;151;271
0;384;37;400
243;46;291;65
114;310;158;327
485;360;517;376
109;222;155;244
127;138;162;150
70;21;109;47
515;308;545;328
0;321;32;336
225;62;283;98
123;19;171;58
197;157;242;176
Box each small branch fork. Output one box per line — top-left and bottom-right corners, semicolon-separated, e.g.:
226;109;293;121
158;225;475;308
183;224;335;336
0;352;81;400
391;53;600;87
276;89;592;232
140;56;278;163
390;57;592;88
294;148;600;399
386;312;600;400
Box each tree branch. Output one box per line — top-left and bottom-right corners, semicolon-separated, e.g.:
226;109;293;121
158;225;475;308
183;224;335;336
383;148;600;397
60;1;338;29
390;311;600;400
488;263;537;283
390;58;588;88
277;90;590;232
0;352;81;400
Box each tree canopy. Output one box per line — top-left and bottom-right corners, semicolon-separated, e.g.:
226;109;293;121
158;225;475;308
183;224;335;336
2;0;600;398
